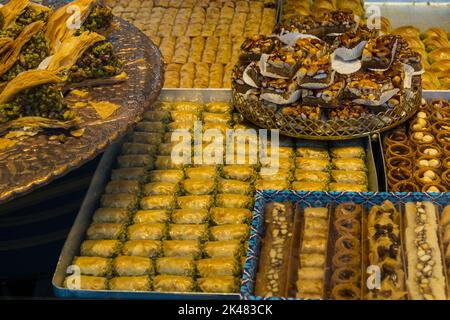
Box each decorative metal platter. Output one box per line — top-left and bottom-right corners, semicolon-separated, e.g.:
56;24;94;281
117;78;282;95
232;70;421;141
0;0;164;203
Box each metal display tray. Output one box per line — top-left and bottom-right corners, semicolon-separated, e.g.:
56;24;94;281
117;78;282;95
241;190;450;300
378;91;450;191
52;89;379;299
52;89;237;300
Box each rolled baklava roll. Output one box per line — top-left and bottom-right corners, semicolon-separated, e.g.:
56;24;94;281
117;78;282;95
334;217;360;236
332;250;360;268
331;267;361;285
193;63;210;88
164;63;181;88
335;235;360;252
209;63;224;88
436;132;450;149
188;36;205;63
179;63;195;88
202;36;219;64
432;121;450;136
159;36;176;64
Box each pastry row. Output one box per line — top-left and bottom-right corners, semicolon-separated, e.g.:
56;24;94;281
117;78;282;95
383;99;450;192
282;0;365;21
255;200;450;300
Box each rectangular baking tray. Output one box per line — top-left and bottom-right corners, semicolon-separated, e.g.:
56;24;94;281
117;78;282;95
241;190;450;300
378;91;450;191
52;89;237;300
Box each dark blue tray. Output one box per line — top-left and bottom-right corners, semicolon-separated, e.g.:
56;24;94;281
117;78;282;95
240;190;450;300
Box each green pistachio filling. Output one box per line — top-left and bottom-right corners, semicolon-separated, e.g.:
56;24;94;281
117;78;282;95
1;30;49;81
77;5;113;34
68;40;122;83
15;6;49;27
0;84;74;123
0;7;49;40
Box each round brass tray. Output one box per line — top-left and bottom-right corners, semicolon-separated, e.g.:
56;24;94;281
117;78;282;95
232;71;421;141
0;2;164;203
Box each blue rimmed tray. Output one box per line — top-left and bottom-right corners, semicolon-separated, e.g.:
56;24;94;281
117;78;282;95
240;190;450;300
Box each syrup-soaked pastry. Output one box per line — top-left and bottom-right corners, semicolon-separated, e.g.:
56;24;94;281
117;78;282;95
281;104;321;121
331;267;360;285
346;71;394;101
367;200;406;300
317;9;357;35
334;216;360;236
265;47;303;79
335;202;362;220
332;283;360;300
329;103;369;120
405;202;447;300
274;15;321;36
332;250;360;268
301;80;344;107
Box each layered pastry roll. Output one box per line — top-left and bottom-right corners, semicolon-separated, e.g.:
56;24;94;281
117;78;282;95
204;240;243;258
185;166;218;180
332;158;366;171
142;182;179;196
222;165;256;181
92;208;129;224
116;155;153;169
181;179;216;196
153;275;194;292
64;275;107;290
331;170;367;185
295;158;329;171
304;217;329;233
171;209;209;224
297;268;325;281
87;223;125;240
188;37;205;63
121;143;157;156
202;37;219;64
164;63;181;88
211;207;251;225
205;102;232;114
80;240;121;258
121;240;162;258
140;195;175;210
217;180;252;195
198;276;239;293
111;168;146;181
156;257;196;276
109;276;151;291
291;181;327;191
159;36;176;63
177;195;212;210
255;180;290;190
296;147;329;159
72;256;111;277
215;194;251;209
133;210;169;224
294;170;329;183
216;37;232;64
230;12;246;37
296;280;324;299
329;183;368;192
113;256;153;276
304;207;329;220
130;131;164;145
172;37;191;64
127;223;166;241
148;170;184;183
154;156;184;170
209;63;224;88
223;63;234;88
202;112;231;124
301;237;327;254
259;169;292;182
300;253;326;268
180;63;195;88
330;145;365;159
210;224;249;241
194;63;210;88
163;240;201;258
104;180;140;195
142;109;170;123
197;258;240;277
135;121;165;133
405;202;447;300
168;224;208;241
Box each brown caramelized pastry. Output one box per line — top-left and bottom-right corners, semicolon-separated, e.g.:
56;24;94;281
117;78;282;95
361;35;397;70
415;157;441;171
421;184;446;193
387;167;413;187
332;250;360;268
384;130;408;146
335;236;360;252
334;217;360;236
386;157;412;171
332;283;360;300
392;26;420;38
335;202;362;220
414;168;441;186
239;35;282;63
391;180;420;192
417;145;443;159
331;267;360;285
422;28;448;40
428;47;450;64
436;132;450;148
386;143;414;159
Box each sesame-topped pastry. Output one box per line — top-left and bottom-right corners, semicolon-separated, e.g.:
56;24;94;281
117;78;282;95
239;35;282;63
265;48;303;78
361;34;398;70
317;9;357;35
